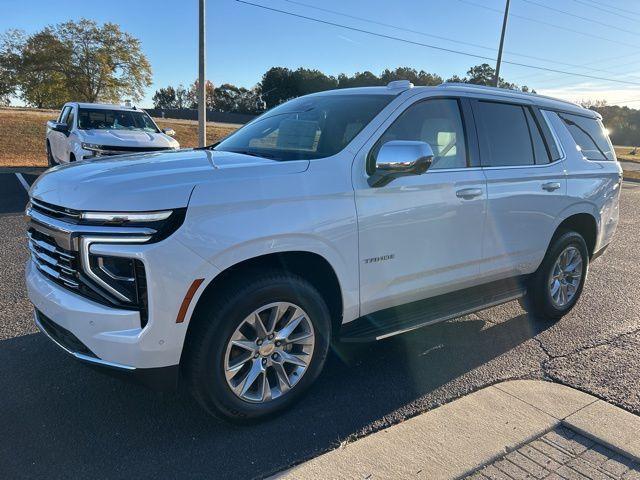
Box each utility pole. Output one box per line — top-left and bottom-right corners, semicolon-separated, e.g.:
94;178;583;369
198;0;206;147
494;0;511;87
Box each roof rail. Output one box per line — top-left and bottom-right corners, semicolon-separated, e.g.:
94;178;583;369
438;82;585;110
387;80;414;90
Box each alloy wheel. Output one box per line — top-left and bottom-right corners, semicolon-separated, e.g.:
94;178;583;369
223;302;315;403
548;246;583;308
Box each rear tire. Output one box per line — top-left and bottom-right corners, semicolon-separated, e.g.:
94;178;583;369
520;231;589;321
184;270;331;422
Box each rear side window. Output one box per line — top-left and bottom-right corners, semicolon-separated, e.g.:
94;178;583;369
475;101;534;167
558;113;614;161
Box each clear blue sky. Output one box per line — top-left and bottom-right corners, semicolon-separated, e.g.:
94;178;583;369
2;0;640;107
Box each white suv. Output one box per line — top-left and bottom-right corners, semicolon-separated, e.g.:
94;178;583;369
26;82;621;421
46;102;179;165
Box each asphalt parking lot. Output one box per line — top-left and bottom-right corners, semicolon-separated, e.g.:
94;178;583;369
1;171;639;480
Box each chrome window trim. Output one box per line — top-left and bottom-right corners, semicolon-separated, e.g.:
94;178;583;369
540;109;567;162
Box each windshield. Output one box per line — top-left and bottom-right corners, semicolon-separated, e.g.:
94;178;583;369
214;94;395;160
78;108;159;132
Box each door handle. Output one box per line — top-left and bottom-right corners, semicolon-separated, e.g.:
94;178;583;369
541;182;561;192
456;188;483;200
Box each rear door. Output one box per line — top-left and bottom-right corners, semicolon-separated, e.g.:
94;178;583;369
353;96;488;315
471;99;568;280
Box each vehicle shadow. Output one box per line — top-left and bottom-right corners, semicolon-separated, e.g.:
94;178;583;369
0;310;550;480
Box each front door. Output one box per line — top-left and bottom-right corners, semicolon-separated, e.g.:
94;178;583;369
51;106;71;162
353;97;487;316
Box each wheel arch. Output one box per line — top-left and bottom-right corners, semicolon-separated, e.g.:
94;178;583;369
551;212;598;258
181;251;345;364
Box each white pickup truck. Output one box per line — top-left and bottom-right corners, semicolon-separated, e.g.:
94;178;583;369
45;102;179;165
27;81;621;422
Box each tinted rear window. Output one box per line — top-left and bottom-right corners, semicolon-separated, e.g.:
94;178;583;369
558;113;614;161
476;101;535;167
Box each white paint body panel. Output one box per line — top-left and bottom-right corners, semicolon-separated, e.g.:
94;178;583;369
27;84;621;370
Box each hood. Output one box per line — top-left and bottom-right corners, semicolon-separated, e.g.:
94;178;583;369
81;129;176;148
30;149;309;211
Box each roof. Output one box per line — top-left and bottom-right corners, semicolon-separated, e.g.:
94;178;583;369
68;102;139;111
309;81;596;117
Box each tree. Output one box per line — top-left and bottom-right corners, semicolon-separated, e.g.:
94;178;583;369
189;79;215;109
380;67;442;86
54;19;152;102
0;20;152;107
152;86;177;109
17;29;70;108
445;64;533;92
0;30;24;105
175;84;192;109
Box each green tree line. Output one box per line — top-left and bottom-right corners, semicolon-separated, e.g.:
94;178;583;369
153;63;535;114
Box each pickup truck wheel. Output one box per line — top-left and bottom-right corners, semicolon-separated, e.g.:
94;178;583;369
520;231;588;321
185;271;331;422
46;142;57;166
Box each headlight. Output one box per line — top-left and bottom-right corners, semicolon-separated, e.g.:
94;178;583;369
80;236;150;305
81;142;104;152
80;210;172;223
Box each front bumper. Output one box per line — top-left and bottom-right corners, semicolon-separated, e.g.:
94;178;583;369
34;308;179;390
28;261;179;389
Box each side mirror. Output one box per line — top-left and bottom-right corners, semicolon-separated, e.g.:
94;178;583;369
162;128;176;136
47;120;69;133
368;140;434;187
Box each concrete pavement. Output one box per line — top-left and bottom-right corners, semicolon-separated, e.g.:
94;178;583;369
274;380;640;479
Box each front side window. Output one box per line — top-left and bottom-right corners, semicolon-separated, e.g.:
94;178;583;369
371;98;468;170
78;109;159;133
66;108;75;129
215;94;394;161
58;106;71;124
558;112;614;161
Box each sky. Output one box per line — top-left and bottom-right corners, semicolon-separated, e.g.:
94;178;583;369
2;0;640;108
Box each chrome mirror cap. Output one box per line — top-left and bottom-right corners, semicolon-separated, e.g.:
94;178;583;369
369;140;434;187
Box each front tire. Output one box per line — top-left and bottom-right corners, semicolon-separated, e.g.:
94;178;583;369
184;271;331;422
46;142;57;167
521;231;589;320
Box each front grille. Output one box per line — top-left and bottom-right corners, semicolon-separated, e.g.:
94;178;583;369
28;230;80;289
100;145;171;152
31;198;81;223
27;200;152;326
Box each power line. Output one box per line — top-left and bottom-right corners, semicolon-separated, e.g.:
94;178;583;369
578;0;640;18
456;0;639;49
520;0;640;37
567;0;640;21
285;0;637;77
236;0;640;87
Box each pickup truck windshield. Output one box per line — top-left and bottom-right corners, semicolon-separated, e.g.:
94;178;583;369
78;108;159;133
214;94;394;160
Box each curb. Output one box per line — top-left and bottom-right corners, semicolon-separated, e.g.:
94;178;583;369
269;380;640;480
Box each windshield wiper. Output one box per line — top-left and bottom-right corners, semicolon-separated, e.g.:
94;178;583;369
194;141;221;150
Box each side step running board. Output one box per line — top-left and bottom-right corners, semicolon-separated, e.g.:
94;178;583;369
339;278;527;342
